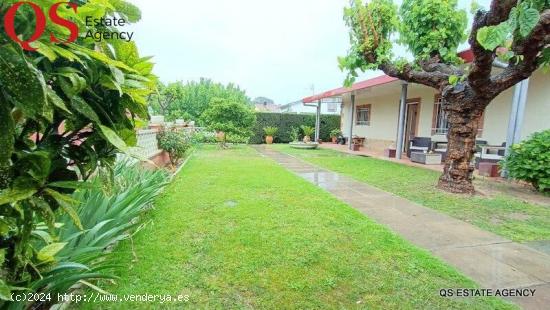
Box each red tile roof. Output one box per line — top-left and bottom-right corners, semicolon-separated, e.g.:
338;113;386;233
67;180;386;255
303;49;474;103
303;75;398;103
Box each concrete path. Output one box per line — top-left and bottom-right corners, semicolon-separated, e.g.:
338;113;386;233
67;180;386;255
255;146;550;310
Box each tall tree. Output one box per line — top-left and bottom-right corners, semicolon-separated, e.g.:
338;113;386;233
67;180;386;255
149;82;181;115
201;98;256;147
148;78;251;124
340;0;550;194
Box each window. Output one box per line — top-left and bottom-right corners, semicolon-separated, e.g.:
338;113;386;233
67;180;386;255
432;96;484;136
432;97;449;135
356;104;371;126
327;102;338;113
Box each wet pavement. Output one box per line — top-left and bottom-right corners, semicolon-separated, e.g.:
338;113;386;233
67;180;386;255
255;145;550;309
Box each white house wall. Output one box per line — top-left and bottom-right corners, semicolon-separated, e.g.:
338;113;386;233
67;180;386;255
520;70;550;140
483;88;513;145
340;70;550;152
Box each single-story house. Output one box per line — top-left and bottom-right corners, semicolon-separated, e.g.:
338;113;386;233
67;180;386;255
303;50;550;166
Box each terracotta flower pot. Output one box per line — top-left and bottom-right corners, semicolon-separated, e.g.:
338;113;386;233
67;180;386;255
216;131;225;142
332;137;338;144
266;136;274;144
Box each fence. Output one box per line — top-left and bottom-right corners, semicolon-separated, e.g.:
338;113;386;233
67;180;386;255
135;129;162;159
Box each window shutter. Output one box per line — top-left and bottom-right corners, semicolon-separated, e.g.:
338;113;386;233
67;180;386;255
366;104;371;124
432;95;441;135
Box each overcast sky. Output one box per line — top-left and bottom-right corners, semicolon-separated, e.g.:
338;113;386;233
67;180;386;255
128;0;489;104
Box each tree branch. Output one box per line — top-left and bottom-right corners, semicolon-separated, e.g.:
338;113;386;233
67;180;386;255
419;56;463;76
491;9;550;94
379;62;450;90
468;1;518;93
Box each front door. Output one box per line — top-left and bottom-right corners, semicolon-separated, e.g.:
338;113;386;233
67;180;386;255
404;101;419;154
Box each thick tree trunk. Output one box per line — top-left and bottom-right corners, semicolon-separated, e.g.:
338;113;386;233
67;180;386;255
438;98;486;194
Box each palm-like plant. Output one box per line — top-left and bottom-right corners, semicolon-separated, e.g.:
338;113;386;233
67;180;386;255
330;129;342;138
300;126;315;142
263;127;278;137
14;162;169;309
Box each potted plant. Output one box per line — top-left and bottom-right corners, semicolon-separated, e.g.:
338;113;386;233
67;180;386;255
263;126;278;144
330;129;341;144
300;125;315;143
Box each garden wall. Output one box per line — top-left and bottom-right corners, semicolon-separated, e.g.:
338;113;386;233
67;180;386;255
250;112;341;144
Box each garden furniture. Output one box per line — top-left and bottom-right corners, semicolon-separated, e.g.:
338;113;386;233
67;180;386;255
407;137;431;158
410;152;442;165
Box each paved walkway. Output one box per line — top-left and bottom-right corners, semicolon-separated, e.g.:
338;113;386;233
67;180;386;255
255;146;550;310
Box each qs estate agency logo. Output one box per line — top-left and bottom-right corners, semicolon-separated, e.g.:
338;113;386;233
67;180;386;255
2;1;79;51
2;1;134;51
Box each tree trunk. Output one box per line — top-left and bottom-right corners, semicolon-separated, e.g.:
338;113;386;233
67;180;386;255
438;98;486;194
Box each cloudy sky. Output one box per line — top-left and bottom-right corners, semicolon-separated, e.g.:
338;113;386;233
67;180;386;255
128;0;488;104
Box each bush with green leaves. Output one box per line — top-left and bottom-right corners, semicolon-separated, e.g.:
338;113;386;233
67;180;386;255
250;113;341;144
289;127;300;142
225;134;251;144
502;130;550;193
157;130;191;166
263;127;278;137
0;0;154;299
190;131;217;145
201;98;256;147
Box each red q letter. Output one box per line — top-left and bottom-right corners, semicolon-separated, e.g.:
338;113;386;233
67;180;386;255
4;1;46;51
49;2;79;44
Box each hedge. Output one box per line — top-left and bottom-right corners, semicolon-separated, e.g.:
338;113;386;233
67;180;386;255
250;112;341;144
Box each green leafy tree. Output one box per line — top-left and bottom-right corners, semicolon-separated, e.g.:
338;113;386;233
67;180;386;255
0;0;154;299
201;98;256;147
340;0;550;194
149;78;251;124
148;82;182;116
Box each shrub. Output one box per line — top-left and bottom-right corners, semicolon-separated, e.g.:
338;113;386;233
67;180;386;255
289;127;300;142
226;134;251;144
157;130;191;166
201;98;256;148
263;127;278;137
191;131;217;144
250;113;341;144
8;162;169;309
330;129;342;137
502;130;550;193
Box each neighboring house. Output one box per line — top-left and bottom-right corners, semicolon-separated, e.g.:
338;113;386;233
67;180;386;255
303;50;550;159
281;99;342;115
254;102;282;112
253;97;275;105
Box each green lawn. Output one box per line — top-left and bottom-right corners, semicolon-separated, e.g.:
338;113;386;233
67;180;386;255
271;144;550;243
86;146;514;309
